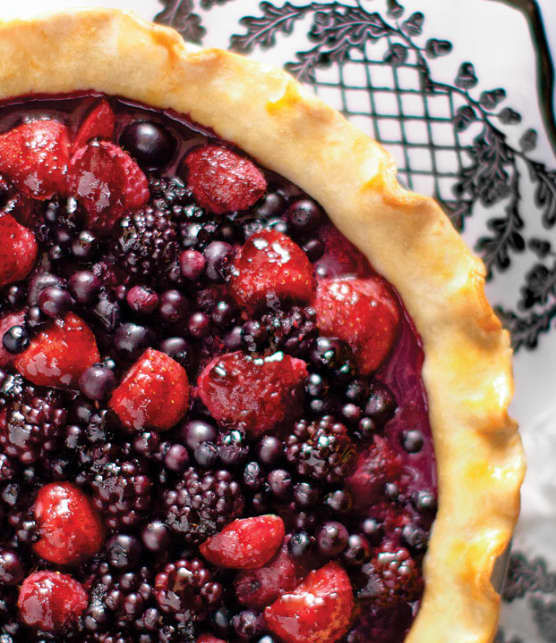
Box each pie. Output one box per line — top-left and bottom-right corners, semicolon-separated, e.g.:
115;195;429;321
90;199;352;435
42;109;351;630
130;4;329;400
0;9;525;643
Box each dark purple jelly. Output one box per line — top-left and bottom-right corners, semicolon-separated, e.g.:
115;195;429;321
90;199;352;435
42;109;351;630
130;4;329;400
0;93;437;642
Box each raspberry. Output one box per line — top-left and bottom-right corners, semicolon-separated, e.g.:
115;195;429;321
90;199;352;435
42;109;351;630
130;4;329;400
155;558;222;618
113;205;180;285
0;120;70;200
68;141;150;234
90;457;153;531
18;571;88;632
285;416;356;484
264;562;353;643
162;467;244;545
200;515;285;570
315;277;400;374
73;100;116;152
183;144;267;214
230;230;315;309
198;351;307;438
0;215;38;289
32;482;104;565
0;384;67;464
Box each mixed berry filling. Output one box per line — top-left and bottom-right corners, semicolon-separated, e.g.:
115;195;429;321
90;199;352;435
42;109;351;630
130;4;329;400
0;94;436;642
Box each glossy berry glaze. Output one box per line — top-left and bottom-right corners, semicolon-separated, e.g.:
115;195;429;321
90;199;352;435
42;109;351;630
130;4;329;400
0;93;436;642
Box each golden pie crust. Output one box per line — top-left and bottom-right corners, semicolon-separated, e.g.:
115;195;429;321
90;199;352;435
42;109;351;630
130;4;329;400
0;9;525;642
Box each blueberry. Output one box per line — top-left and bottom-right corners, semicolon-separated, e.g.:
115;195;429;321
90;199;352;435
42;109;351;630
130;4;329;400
38;286;73;318
159;290;189;324
204;241;233;281
188;311;210;338
6;284;25;307
212;299;236;327
126;285;159;315
286;199;324;234
69;270;101;304
223;325;244;350
180;419;217;450
164;444;189;472
78;364;117;401
120;121;176;169
303;238;325;262
288;531;313;559
365;382;397;425
160;337;194;372
325;489;352;513
243;461;264;489
106;534;142;570
401;429;424;453
93;292;121;331
267;469;292;498
0;548;24;584
293;482;320;507
342;534;371;567
133;431;161;458
310;337;355;378
2;326;29;354
218;430;249;467
317;521;349;557
194;441;219;468
27;272;65;306
254;192;285;218
71;230;97;259
257;436;282;466
114;323;153;361
179;249;206;280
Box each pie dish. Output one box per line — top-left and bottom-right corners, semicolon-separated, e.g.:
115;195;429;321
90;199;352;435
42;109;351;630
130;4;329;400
0;8;525;643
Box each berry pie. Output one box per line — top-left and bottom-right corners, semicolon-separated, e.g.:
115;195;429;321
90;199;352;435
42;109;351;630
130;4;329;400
0;9;524;643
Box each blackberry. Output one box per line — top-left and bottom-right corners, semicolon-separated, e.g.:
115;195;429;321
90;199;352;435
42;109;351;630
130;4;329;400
85;561;155;632
114;206;181;285
163;467;245;544
285;416;356;484
258;306;317;356
0;384;67;464
90;457;153;531
0;585;20;637
0;454;15;482
155;558;222;619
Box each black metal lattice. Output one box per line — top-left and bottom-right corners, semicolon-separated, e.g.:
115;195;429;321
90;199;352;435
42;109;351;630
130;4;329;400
310;38;467;215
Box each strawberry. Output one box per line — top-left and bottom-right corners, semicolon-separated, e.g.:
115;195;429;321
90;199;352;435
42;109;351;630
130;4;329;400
345;436;402;509
33;482;104;566
67;141;149;234
264;562;354;643
315;224;370;278
184;144;267;214
198;351;307;437
110;348;189;431
0;214;38;288
230;229;315;309
18;571;88;632
14;312;100;388
359;544;422;607
200;515;285;570
0;120;70;200
0;310;25;366
197;636;227;643
314;277;400;374
72;100;116;151
235;543;307;609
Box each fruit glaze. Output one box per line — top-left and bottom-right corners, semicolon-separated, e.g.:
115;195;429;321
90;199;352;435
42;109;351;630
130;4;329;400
0;94;437;643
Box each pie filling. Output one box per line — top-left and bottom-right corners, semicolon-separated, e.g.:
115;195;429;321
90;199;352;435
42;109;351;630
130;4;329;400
0;94;437;643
